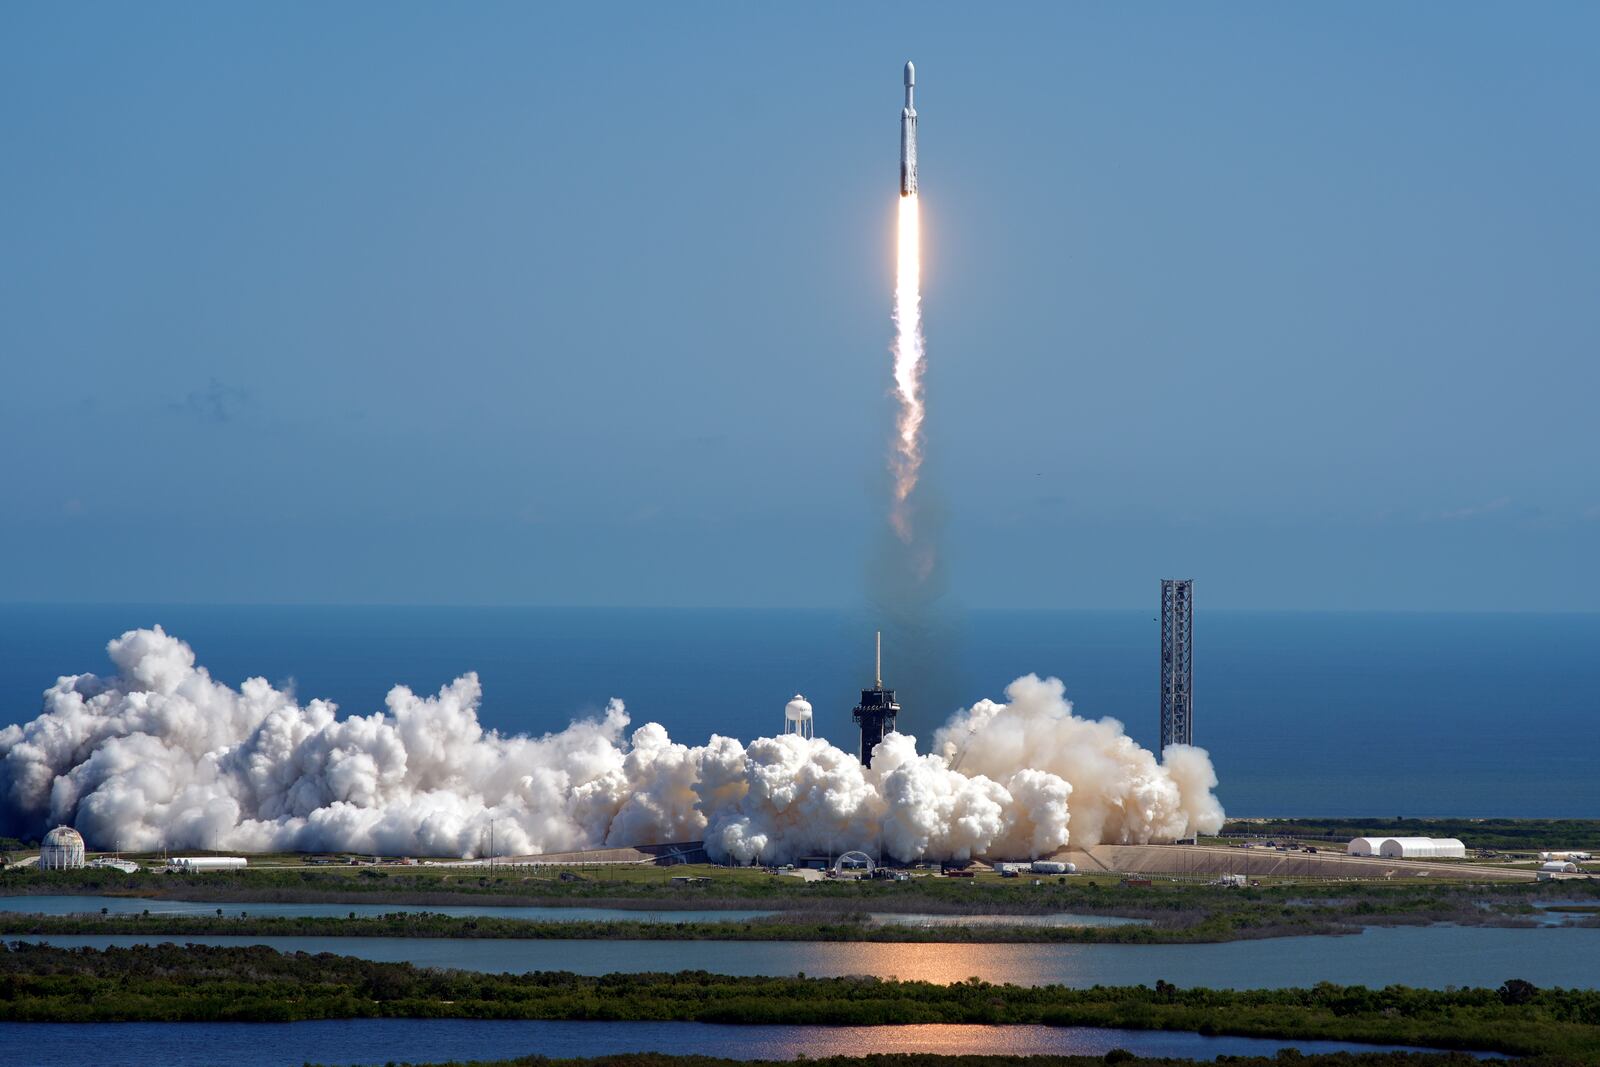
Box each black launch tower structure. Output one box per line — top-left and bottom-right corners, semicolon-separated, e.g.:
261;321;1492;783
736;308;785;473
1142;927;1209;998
1159;578;1194;752
853;631;899;766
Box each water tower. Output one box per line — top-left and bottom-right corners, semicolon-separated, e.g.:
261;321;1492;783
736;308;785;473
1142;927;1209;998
783;694;814;739
39;826;86;870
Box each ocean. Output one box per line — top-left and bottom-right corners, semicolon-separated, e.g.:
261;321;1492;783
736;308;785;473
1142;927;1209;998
0;604;1593;818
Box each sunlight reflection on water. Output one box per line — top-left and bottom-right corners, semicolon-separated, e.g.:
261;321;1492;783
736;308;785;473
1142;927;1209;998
0;1020;1506;1066
23;926;1600;990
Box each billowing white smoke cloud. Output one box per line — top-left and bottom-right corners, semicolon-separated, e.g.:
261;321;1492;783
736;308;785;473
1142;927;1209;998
0;628;1224;861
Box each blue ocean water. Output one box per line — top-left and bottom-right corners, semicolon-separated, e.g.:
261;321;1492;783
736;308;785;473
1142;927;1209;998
0;604;1593;817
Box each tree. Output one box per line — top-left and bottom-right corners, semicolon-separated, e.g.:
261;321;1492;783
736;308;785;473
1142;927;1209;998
1497;978;1538;1006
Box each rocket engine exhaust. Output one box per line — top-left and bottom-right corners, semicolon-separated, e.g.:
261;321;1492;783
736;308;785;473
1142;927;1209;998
891;61;927;551
0;626;1227;862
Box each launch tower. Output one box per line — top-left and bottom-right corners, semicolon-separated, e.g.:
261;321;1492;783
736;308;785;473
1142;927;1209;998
852;632;899;766
1159;579;1194;752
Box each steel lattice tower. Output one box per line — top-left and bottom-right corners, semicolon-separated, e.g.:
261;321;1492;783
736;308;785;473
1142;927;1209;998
852;631;900;766
1159;579;1194;752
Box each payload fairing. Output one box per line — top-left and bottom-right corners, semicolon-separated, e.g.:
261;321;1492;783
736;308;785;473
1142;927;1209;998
900;61;917;197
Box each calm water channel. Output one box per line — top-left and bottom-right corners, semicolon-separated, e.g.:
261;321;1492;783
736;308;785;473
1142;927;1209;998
0;1019;1506;1067
22;925;1599;989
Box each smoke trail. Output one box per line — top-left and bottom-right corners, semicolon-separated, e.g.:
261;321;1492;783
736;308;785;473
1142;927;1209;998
0;627;1224;861
874;190;954;722
890;194;927;548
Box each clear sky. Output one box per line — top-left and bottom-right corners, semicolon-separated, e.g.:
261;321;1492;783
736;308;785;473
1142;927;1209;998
2;4;1595;611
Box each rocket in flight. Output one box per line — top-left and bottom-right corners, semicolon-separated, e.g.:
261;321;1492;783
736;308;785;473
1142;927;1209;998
900;61;918;197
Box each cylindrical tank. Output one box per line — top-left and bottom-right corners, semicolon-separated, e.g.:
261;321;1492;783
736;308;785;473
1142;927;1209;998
172;857;248;871
1031;860;1074;875
1540;861;1579;873
39;826;86;870
784;695;813;722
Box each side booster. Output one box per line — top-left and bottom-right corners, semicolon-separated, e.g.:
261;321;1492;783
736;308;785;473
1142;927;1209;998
900;61;918;197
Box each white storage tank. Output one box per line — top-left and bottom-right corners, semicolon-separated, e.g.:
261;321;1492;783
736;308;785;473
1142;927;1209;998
1031;860;1075;875
38;826;86;870
172;857;248;871
1541;861;1579;873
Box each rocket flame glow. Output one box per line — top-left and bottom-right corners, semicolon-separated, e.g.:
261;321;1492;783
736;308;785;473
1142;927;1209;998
891;193;926;543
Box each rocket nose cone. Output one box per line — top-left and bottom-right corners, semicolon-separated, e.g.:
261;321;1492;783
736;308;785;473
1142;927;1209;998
904;61;915;87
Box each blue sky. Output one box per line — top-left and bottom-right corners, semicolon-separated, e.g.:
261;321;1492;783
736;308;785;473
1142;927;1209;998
2;4;1596;610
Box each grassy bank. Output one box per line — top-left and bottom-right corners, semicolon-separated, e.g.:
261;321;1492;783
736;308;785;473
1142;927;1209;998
1;869;1592;943
2;943;1595;1059
0;911;1278;943
6;863;1593;916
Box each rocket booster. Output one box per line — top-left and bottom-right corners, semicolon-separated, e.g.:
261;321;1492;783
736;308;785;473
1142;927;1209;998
900;61;917;197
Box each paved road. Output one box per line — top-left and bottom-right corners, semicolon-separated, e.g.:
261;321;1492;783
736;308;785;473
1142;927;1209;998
1058;842;1534;881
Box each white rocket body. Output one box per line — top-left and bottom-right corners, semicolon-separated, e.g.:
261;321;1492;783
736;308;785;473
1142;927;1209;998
900;61;918;197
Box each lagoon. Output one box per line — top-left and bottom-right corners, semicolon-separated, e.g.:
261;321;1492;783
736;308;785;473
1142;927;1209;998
21;924;1599;989
0;1019;1506;1067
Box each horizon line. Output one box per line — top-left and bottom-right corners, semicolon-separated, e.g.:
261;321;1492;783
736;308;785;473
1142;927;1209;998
1;600;1597;617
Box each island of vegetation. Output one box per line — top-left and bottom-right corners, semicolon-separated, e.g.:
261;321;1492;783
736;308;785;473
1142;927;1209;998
1;888;1593;944
2;859;1594;943
2;943;1594;1061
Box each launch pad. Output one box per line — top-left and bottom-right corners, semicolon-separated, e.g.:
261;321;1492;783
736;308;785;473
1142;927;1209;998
853;631;900;765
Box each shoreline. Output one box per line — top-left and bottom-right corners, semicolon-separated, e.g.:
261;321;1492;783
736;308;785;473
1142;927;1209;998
0;906;1587;944
1;944;1588;1059
3;871;1594;942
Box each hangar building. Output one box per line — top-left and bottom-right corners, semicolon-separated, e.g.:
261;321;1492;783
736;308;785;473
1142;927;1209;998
1347;836;1467;859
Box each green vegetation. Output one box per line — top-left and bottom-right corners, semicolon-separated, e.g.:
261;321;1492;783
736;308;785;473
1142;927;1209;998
3;944;1596;1059
1;861;813;903
0;912;1212;943
3;864;1593;943
1219;818;1600;851
5;859;1589;912
1;885;1592;944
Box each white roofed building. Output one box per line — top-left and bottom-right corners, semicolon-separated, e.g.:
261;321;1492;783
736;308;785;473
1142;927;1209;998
1347;836;1465;859
1347;837;1391;856
1379;838;1466;859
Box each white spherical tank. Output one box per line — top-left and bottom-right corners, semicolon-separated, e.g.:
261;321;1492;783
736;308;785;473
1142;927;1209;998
783;694;814;739
39;826;86;870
